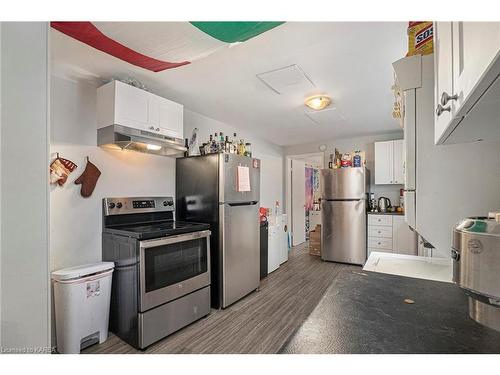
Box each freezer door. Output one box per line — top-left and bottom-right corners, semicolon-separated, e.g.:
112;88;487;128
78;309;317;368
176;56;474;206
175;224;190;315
220;154;261;204
176;154;219;223
321;199;367;265
220;202;260;308
320;168;367;200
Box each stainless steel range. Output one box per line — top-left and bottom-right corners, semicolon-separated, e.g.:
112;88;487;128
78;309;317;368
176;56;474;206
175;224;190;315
102;196;211;349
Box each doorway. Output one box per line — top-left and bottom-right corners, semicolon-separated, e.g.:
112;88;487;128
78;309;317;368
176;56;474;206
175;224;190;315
286;153;324;247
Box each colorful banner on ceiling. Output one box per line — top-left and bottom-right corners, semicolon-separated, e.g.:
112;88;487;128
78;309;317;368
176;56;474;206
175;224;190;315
51;21;284;72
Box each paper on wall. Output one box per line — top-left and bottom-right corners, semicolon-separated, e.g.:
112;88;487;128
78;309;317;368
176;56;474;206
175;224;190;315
237;166;251;192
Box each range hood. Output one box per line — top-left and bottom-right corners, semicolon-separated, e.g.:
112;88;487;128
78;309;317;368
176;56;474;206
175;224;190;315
97;125;186;157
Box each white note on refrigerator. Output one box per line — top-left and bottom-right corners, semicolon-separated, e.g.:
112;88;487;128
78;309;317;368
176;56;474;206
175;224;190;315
237;166;251;192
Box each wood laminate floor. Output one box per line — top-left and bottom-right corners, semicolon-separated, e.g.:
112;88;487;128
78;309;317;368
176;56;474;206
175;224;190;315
84;243;354;354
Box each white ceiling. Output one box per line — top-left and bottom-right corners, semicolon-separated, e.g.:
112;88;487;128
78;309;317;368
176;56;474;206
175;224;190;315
51;22;407;146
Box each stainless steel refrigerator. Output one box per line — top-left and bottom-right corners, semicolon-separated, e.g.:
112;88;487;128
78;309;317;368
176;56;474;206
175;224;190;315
176;153;260;308
320;167;369;265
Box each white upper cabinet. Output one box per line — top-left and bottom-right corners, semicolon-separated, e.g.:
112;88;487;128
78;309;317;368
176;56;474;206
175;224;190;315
375;140;404;185
452;22;500;106
97;80;184;140
375;141;393;184
434;22;456;144
434;21;500;144
392;139;404;185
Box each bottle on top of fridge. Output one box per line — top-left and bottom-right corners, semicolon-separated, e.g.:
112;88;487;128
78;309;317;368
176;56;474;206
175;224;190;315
238;140;246;156
219;132;225;152
184;138;189;157
353;150;361;167
244;143;252;157
231;133;238;154
211;133;218;153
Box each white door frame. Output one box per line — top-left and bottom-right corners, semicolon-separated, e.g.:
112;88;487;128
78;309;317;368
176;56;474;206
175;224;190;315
286;152;325;246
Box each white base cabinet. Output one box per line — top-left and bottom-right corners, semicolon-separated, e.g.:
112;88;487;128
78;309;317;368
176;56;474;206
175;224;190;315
367;214;417;258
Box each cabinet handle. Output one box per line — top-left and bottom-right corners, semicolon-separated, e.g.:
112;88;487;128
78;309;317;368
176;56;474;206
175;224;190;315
440;92;458;106
436;104;451;116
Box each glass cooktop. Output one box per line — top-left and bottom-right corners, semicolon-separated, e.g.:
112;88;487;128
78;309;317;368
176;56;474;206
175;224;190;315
105;220;210;240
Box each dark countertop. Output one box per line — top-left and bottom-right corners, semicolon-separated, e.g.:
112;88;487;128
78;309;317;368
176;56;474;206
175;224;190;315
279;269;500;354
367;211;404;215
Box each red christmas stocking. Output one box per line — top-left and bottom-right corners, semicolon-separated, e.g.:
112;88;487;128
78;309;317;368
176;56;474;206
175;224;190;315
74;158;101;197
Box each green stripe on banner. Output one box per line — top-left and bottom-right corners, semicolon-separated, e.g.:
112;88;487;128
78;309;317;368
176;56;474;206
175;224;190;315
190;22;284;43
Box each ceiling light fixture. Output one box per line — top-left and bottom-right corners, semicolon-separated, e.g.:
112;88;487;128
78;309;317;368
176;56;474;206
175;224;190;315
305;95;331;111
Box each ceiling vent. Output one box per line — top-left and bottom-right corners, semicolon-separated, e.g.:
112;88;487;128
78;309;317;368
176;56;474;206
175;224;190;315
305;107;345;125
256;64;315;94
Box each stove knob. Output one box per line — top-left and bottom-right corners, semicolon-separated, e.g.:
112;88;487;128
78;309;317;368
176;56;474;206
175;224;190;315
116;202;123;209
163;201;168;206
167;201;174;206
108;202;116;209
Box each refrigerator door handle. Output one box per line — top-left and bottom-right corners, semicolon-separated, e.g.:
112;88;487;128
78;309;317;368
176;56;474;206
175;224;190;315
227;201;259;207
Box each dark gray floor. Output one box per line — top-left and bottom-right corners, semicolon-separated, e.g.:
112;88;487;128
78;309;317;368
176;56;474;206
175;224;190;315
280;268;500;354
84;243;351;354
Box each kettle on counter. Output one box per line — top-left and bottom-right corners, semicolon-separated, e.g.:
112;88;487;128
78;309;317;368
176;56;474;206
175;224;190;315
378;197;391;213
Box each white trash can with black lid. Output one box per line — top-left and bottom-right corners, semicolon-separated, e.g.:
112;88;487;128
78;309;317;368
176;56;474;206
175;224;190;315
52;262;114;353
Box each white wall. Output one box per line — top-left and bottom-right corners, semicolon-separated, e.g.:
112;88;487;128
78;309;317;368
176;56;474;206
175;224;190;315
50;76;177;269
1;22;51;352
184;109;285;210
414;57;500;257
284;131;405;206
50;76;176;344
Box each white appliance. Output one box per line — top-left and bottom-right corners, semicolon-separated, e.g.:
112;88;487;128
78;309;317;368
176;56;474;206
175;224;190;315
268;214;289;273
268;222;281;273
279;214;289;264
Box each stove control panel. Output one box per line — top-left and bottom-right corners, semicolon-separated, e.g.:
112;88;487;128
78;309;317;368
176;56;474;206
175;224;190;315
103;197;174;216
133;200;155;209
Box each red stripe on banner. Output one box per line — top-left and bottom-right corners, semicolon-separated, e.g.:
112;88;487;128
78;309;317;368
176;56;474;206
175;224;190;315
51;22;190;72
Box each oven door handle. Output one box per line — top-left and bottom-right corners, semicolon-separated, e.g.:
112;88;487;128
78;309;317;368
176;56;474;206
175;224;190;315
139;229;211;249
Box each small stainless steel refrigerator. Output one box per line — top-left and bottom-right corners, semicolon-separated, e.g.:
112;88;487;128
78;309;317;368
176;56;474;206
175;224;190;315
176;153;261;308
320;167;369;265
